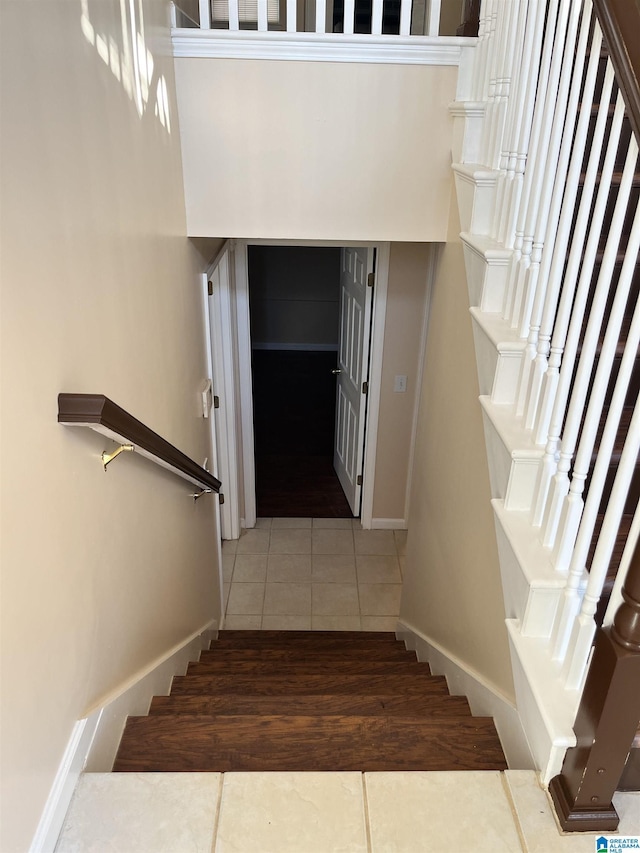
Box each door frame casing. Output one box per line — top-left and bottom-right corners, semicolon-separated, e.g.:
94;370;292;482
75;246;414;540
233;238;389;529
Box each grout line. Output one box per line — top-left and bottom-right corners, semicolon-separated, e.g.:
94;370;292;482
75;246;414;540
362;772;374;853
499;771;528;853
210;772;225;853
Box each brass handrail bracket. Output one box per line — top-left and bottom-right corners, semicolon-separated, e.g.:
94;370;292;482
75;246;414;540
102;444;135;471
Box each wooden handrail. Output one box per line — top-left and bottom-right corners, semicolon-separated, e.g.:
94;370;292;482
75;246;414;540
58;394;221;494
549;532;640;831
593;0;640;141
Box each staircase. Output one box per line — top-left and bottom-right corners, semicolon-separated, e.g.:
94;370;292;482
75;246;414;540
113;631;507;772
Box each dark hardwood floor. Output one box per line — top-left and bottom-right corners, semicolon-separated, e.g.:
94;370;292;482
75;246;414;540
252;350;353;518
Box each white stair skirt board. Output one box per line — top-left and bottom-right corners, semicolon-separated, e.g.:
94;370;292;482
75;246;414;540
492;500;572;638
461;233;512;313
370;518;407;529
452;163;499;236
470;309;527;403
30;622;217;853
449;101;485;165
479;397;544;512
506;619;580;784
396;621;535;772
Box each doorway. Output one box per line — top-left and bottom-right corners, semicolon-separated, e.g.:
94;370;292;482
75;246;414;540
248;245;360;518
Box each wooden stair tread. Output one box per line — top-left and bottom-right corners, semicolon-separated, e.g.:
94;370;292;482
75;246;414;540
187;659;427;676
169;672;449;696
113;714;507;773
149;693;472;717
214;630;400;647
198;646;416;662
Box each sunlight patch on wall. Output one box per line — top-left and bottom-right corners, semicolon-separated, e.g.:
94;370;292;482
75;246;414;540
81;0;171;132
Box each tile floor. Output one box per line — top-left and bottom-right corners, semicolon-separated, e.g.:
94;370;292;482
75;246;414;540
221;518;407;632
57;770;640;852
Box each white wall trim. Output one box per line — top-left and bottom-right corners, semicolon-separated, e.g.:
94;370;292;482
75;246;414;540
30;620;217;853
172;30;469;65
234;242;257;529
360;242;390;529
370;517;407;529
396;619;536;772
29;716;102;853
403;242;438;523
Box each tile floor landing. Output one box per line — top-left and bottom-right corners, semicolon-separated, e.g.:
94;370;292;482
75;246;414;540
57;770;640;852
222;518;407;631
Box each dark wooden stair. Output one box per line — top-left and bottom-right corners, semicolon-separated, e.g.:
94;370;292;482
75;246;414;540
113;631;507;773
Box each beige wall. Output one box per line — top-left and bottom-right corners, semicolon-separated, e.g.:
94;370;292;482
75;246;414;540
400;190;515;700
0;2;221;850
372;243;431;521
174;59;457;242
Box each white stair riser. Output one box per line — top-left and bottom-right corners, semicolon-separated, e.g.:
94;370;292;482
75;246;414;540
470;316;524;405
493;511;561;637
461;240;511;312
480;410;542;511
450;107;485;164
453;170;497;236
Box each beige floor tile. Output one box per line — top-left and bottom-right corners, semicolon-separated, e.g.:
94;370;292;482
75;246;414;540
57;773;220;853
356;555;402;584
352;519;363;530
358;583;402;616
215;772;367;853
261;614;312;630
226;582;265;615
312;583;360;615
354;530;397;555
222;538;238;555
394;529;408;556
361;616;399;631
223;582;231;610
312;529;355;555
399;556;406;579
365;771;523;853
312;615;361;631
236;529;270;554
254;518;273;529
312;554;357;583
269;529;312;554
271;517;312;528
232;555;267;583
222;552;235;583
313;518;354;529
263;582;312;615
222;614;262;630
267;554;312;583
505;770;640;852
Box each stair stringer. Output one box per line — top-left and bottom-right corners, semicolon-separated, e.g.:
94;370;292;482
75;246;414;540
452;141;582;783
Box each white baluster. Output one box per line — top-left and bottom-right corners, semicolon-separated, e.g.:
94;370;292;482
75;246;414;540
479;0;506;166
552;214;640;661
509;0;573;333
542;99;632;549
316;0;326;33
228;0;240;30
257;0;268;31
286;0;297;31
425;0;441;36
516;0;592;417
503;0;561;319
531;81;623;529
199;0;212;27
343;0;355;34
552;139;639;572
487;0;518;172
371;0;383;35
563;393;640;689
524;19;613;430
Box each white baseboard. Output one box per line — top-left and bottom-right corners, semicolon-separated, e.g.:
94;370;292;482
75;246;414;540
30;620;217;853
370;518;407;530
395;619;535;772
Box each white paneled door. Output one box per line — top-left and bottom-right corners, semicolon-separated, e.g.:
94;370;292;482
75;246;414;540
333;247;374;515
